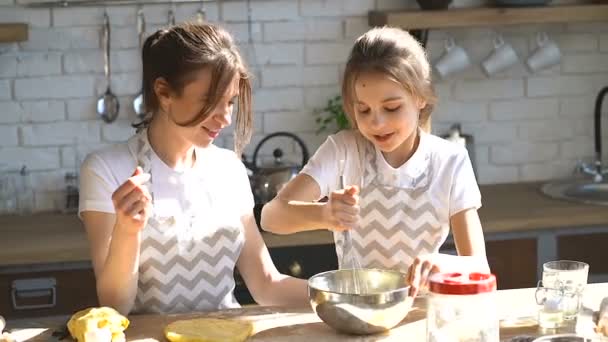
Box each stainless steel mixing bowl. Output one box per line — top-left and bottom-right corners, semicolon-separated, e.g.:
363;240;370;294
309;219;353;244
308;269;414;335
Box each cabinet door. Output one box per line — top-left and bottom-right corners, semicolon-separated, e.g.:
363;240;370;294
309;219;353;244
440;238;538;290
233;244;338;305
0;267;98;319
557;232;608;283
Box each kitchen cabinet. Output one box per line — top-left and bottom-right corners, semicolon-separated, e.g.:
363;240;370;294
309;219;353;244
234;244;338;305
557;230;608;283
0;263;98;319
440;237;538;290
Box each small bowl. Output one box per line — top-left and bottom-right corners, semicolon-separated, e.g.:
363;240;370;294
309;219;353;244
308;269;414;335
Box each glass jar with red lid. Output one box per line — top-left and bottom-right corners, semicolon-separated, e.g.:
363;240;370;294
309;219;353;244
427;272;498;342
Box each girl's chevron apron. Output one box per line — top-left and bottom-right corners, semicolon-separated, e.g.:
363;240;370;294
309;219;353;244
335;132;448;272
129;130;244;314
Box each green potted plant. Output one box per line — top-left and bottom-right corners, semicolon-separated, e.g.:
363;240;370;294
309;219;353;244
314;95;351;134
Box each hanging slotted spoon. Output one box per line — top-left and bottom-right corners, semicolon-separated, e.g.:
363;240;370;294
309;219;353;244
97;11;119;123
133;8;146;119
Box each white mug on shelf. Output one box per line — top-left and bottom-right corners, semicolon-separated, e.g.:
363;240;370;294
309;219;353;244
482;34;519;76
434;37;471;79
526;32;561;72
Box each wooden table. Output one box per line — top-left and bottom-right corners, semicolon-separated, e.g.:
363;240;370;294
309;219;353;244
6;283;608;341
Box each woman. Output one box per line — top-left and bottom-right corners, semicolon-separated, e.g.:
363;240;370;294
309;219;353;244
79;22;308;315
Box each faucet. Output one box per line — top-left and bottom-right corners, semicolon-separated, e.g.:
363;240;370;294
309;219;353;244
578;86;608;183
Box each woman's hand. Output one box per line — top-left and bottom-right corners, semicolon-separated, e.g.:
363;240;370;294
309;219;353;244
111;167;152;236
322;185;360;232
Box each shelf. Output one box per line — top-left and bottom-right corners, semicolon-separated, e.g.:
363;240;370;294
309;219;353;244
0;23;28;43
369;4;608;29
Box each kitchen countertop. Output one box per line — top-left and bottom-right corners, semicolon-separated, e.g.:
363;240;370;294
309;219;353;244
1;182;607;268
5;283;608;341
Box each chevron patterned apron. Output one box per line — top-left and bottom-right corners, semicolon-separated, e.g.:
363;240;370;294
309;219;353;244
335;132;448;272
129;130;244;314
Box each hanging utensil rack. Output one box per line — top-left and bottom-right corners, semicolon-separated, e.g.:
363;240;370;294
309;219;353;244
17;0;220;7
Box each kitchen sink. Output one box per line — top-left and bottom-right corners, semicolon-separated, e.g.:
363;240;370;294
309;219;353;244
541;179;608;206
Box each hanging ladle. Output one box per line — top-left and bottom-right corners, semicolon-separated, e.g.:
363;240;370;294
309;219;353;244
133;8;146;119
168;7;176;26
97;11;119;123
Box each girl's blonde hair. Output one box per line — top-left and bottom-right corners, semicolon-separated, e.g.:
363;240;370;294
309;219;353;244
342;26;437;133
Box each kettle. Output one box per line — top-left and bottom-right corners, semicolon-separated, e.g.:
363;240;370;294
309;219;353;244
441;123;477;176
243;132;309;204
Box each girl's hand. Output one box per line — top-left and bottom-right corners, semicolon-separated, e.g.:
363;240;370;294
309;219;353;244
407;254;442;297
323;185;360;232
111;167;152;236
407;254;490;297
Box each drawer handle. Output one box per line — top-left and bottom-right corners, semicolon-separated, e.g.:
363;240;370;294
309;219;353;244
11;277;57;310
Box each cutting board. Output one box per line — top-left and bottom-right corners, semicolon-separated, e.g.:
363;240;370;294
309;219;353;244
124;304;429;341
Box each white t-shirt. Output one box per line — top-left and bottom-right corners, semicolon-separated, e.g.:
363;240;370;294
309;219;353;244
301;129;481;220
79;139;254;221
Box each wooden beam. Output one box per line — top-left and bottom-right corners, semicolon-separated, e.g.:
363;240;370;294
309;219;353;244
369;4;608;29
0;23;29;43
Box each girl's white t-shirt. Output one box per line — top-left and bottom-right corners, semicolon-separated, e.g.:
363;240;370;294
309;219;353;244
78;140;254;221
300;129;481;220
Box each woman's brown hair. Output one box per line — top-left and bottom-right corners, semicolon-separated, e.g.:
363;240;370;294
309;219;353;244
342;26;437;133
135;22;252;154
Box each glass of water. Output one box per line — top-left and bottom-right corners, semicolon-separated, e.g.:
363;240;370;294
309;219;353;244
542;260;589;320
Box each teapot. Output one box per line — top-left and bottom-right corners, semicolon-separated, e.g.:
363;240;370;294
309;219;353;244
243;132;309;205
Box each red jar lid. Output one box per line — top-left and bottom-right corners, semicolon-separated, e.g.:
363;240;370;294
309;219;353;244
429;272;497;295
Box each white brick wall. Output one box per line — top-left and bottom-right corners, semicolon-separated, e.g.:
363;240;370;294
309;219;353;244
0;102;21;123
557;34;598;52
17;53;62;77
263;20;342;41
0;147;61;171
562;54;608;73
253;43;303;65
490;98;559;121
305;43;351;65
20;27;100;51
491;143;559;165
0;126;19;146
261;66;338;87
0;0;608;213
64;50;140;74
0;8;51;27
0;56;17;78
0;81;11;100
527;75;598;97
21;101;66;122
453;79;524;101
21;121;101;146
600;35;608;51
15;75;96;99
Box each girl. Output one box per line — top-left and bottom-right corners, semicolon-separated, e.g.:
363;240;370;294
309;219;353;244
79;22;308;315
261;27;489;296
